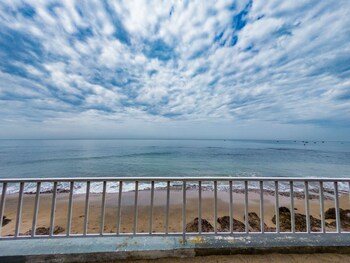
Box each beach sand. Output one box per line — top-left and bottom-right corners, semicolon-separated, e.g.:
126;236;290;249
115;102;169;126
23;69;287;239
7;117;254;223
2;189;350;236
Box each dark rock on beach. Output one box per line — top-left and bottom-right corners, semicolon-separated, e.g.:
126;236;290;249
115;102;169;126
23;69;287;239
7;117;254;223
325;207;350;221
186;217;214;232
245;212;276;232
217;216;246;232
325;207;350;230
2;216;11;226
246;212;264;231
25;225;65;235
272;207;323;232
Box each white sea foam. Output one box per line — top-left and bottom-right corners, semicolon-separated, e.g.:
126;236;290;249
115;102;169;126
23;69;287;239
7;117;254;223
2;180;349;196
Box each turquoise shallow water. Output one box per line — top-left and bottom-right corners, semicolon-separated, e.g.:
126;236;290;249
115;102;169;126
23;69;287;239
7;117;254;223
0;139;349;193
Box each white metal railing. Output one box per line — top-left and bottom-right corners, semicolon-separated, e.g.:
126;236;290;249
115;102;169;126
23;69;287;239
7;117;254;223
0;177;349;242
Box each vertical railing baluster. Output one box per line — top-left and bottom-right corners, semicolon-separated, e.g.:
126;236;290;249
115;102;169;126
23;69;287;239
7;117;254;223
133;181;138;235
83;181;90;236
305;181;310;233
31;182;41;237
198;181;202;234
149;181;155;234
117;181;123;235
165;181;170;234
182;181;186;243
229;181;233;234
49;182;57;237
319;181;325;233
244;181;248;233
259;181;264;233
334;182;341;233
0;182;8;237
275;181;280;233
100;181;107;235
290;181;295;233
15;182;24;237
214;181;218;234
66;181;74;236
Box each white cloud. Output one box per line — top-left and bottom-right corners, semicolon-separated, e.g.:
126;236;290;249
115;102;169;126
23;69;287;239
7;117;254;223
0;0;350;139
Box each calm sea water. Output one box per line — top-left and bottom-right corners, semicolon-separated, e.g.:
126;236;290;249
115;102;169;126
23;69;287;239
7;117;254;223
0;139;349;193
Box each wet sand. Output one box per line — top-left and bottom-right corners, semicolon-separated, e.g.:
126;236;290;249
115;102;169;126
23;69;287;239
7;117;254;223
2;189;349;236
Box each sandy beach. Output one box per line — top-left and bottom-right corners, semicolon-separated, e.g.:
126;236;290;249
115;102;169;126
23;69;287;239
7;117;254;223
2;189;350;236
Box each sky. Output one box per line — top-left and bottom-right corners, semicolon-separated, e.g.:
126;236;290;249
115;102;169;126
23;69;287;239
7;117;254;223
0;0;350;140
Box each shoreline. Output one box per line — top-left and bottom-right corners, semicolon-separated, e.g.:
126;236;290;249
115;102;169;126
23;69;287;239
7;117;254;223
3;180;349;198
1;189;349;236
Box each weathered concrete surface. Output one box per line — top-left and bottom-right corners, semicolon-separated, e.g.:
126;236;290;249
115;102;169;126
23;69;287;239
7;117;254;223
1;234;350;262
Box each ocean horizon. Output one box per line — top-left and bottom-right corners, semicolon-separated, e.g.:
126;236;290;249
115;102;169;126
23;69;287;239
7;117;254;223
0;139;349;194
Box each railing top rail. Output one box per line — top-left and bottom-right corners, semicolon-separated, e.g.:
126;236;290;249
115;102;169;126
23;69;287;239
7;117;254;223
0;176;349;183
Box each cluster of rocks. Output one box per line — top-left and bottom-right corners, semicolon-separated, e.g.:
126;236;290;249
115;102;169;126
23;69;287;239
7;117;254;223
24;225;65;235
186;207;350;233
272;207;323;232
186;212;276;233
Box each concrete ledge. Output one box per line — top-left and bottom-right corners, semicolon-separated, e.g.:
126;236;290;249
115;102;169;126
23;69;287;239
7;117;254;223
1;234;350;262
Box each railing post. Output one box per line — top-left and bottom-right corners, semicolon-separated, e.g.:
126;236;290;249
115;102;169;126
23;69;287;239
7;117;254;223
133;181;138;235
31;182;41;237
214;181;218;234
334;182;341;233
259;181;264;233
100;181;107;235
319;181;325;233
305;181;310;233
275;181;280;233
0;182;8;237
198;181;202;234
15;182;24;237
182;180;186;243
165;181;170;234
149;181;155;234
117;181;123;235
290;181;295;233
66;181;74;236
229;181;233;234
244;181;248;233
83;181;90;236
49;182;58;237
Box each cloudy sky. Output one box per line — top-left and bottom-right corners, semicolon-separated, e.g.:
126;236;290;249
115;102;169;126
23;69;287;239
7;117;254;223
0;0;349;140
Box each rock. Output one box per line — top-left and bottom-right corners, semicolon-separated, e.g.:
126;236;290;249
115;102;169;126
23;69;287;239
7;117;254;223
25;225;65;235
329;220;350;230
325;207;337;219
246;212;264;231
325;207;350;231
244;212;275;232
272;207;324;232
185;217;214;232
279;207;291;213
325;207;350;221
2;216;11;226
217;216;245;232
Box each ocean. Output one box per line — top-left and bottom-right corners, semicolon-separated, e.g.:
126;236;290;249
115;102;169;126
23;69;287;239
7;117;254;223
0;139;349;194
